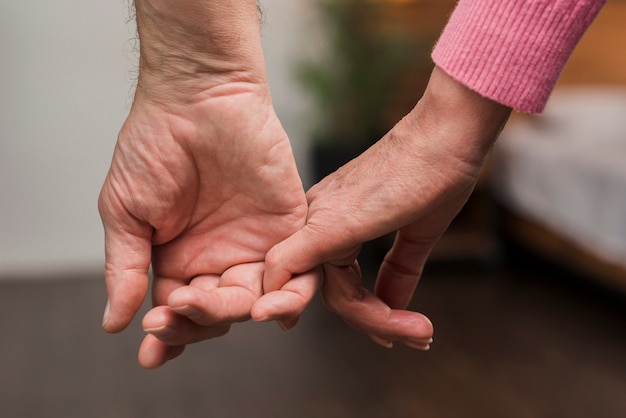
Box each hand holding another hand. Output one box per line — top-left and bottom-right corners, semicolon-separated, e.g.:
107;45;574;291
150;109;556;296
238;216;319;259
255;66;511;349
100;0;511;367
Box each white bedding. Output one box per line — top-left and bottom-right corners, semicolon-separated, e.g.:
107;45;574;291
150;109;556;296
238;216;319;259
491;87;626;268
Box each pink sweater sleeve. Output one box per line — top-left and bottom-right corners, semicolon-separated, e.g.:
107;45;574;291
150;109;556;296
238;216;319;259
431;0;606;113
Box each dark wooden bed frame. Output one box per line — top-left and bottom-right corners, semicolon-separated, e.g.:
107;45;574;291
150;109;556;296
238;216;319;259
498;208;626;294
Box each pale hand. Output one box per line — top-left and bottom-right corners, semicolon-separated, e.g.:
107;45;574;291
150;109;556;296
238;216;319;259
98;85;315;368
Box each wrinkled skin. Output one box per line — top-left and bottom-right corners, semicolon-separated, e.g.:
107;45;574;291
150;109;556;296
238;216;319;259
98;84;316;368
255;66;511;348
101;0;511;367
150;67;511;354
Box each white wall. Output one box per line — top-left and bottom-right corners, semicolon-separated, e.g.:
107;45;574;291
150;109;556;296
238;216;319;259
0;1;318;279
261;0;325;188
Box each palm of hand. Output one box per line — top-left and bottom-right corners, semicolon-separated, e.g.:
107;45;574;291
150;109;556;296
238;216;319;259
99;90;307;366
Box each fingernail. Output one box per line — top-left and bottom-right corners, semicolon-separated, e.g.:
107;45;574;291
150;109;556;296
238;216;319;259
277;318;298;331
102;299;110;328
144;325;175;339
370;335;394;348
171;304;200;320
404;339;433;351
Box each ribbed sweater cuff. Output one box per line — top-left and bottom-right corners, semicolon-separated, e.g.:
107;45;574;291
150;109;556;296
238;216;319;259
432;0;606;113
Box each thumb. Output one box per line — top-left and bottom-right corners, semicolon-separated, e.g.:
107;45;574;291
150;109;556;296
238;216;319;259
263;226;325;294
263;224;359;293
99;195;152;334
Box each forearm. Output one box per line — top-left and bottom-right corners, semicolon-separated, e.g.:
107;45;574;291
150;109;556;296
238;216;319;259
432;0;606;113
133;0;267;99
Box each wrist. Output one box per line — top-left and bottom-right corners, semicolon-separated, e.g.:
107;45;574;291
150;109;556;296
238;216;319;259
133;0;267;101
408;66;512;165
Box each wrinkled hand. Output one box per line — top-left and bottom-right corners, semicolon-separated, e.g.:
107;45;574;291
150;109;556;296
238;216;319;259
253;66;512;348
98;85;314;368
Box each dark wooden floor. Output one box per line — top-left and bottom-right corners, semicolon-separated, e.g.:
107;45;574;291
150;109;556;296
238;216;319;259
1;255;625;418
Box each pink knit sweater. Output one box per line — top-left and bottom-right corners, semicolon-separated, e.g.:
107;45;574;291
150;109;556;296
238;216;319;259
432;0;606;113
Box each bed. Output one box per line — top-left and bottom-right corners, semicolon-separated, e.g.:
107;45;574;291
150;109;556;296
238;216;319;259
490;87;626;292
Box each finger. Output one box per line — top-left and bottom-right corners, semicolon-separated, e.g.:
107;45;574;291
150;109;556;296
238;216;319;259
375;194;470;310
142;306;231;346
138;333;186;369
187;274;221;291
263;229;318;294
167;263;263;325
150;254;223;308
342;318;432;348
151;274;215;308
369;334;432;350
251;267;322;325
99;190;153;334
375;225;437;310
263;224;356;293
168;285;257;326
322;263;434;348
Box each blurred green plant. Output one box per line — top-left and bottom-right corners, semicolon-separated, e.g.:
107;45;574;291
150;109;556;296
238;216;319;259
296;0;429;148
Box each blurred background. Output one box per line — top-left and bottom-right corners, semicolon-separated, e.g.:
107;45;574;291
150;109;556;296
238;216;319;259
1;0;625;417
